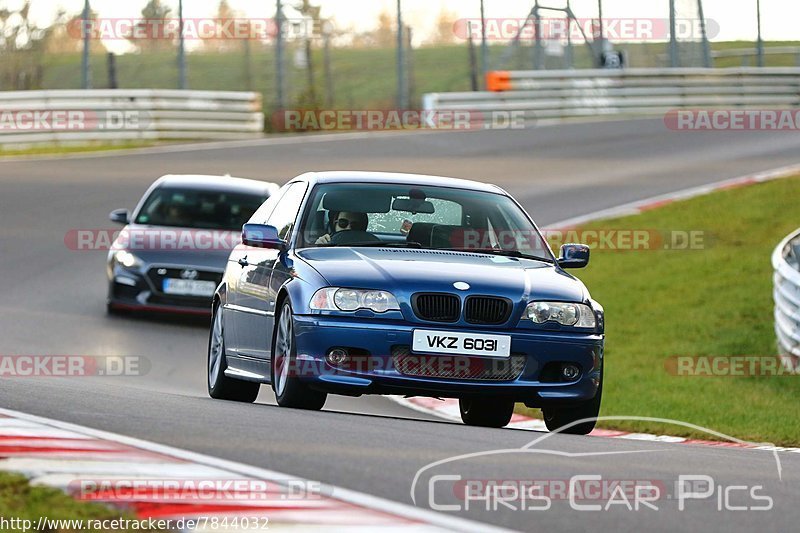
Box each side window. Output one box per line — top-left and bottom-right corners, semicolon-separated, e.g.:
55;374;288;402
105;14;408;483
266;182;308;240
248;187;287;225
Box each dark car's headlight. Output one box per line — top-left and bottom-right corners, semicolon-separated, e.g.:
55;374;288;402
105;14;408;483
114;250;143;270
310;288;400;313
524;301;596;328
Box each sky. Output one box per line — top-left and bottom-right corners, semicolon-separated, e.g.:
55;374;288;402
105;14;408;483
14;0;799;52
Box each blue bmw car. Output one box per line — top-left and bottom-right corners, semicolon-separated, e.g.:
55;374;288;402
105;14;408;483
208;172;604;432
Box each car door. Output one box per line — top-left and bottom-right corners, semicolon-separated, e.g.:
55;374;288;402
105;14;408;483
224;187;286;355
237;182;308;359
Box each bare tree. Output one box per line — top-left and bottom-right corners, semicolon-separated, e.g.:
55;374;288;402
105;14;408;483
431;8;457;45
125;0;174;52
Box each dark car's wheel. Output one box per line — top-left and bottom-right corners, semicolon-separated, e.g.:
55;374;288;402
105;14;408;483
208;302;260;402
542;378;603;435
272;301;327;411
459;398;515;428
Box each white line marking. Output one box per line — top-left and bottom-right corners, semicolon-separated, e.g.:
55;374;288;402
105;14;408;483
546;162;800;229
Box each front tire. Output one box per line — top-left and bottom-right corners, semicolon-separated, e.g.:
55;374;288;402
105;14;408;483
208;303;260;403
459;398;515;428
542;379;602;435
271;301;327;411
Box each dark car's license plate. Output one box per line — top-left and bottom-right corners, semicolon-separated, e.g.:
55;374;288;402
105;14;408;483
162;279;216;297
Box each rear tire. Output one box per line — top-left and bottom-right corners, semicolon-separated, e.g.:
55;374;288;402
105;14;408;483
542;378;602;436
208;303;260;403
271;301;327;411
459;398;515;428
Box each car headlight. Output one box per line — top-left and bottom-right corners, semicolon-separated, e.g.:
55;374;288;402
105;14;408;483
114;250;142;270
310;288;400;313
524;301;596;328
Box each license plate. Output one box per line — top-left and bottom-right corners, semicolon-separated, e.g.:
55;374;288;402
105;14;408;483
162;278;216;297
412;329;511;358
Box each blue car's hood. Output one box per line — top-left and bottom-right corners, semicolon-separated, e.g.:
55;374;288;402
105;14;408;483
297;247;586;303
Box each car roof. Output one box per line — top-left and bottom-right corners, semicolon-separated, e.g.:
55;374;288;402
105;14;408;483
292;171;506;194
154;175;280;196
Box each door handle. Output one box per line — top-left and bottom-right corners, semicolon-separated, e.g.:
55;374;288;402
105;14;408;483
238;257;249;267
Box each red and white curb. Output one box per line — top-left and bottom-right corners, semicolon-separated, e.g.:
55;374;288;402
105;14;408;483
390;162;800;455
0;407;502;532
545;162;800;230
389;397;800;454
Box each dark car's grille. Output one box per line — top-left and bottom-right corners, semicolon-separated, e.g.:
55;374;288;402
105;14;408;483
145;268;222;307
392;346;525;381
465;296;513;325
146;268;221;290
412;293;461;323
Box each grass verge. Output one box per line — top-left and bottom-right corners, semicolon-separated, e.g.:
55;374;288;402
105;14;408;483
36;41;800;110
0;472;156;532
0;141;159;158
518;175;800;446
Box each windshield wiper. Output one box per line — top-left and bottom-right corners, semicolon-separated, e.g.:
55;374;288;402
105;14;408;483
441;247;552;262
332;241;423;249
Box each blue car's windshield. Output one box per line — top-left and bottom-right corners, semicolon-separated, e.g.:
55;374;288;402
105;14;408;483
298;183;554;262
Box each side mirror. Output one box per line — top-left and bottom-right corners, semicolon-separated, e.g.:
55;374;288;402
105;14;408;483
558;243;590;269
242;223;286;250
109;209;130;225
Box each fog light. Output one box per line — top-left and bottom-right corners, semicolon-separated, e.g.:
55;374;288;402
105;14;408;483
561;364;581;381
326;348;349;366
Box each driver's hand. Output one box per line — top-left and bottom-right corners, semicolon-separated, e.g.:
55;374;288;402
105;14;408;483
315;233;331;245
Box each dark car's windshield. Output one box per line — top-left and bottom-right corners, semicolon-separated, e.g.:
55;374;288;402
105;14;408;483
134;187;267;231
298;183;553;261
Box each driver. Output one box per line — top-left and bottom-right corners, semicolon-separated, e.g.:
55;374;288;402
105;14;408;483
315;211;368;245
167;204;191;227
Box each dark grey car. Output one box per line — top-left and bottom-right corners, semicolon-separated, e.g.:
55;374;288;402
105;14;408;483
106;175;279;315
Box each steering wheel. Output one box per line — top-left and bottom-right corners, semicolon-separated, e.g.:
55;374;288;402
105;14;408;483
329;230;382;246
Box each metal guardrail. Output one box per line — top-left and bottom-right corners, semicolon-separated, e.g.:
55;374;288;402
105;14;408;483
423;68;800;122
773;228;800;372
0;89;264;148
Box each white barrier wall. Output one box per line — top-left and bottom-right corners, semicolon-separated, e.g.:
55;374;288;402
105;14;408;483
773;228;800;372
0;89;264;147
423;68;800;122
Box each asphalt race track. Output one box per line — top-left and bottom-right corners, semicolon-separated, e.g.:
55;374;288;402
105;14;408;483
1;118;799;531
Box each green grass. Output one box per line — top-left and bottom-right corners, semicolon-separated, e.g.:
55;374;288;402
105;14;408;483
0;141;160;157
32;40;800;111
0;472;155;532
518;176;800;446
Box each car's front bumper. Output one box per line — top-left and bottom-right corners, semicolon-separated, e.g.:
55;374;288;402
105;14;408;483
292;315;603;405
107;265;220;315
